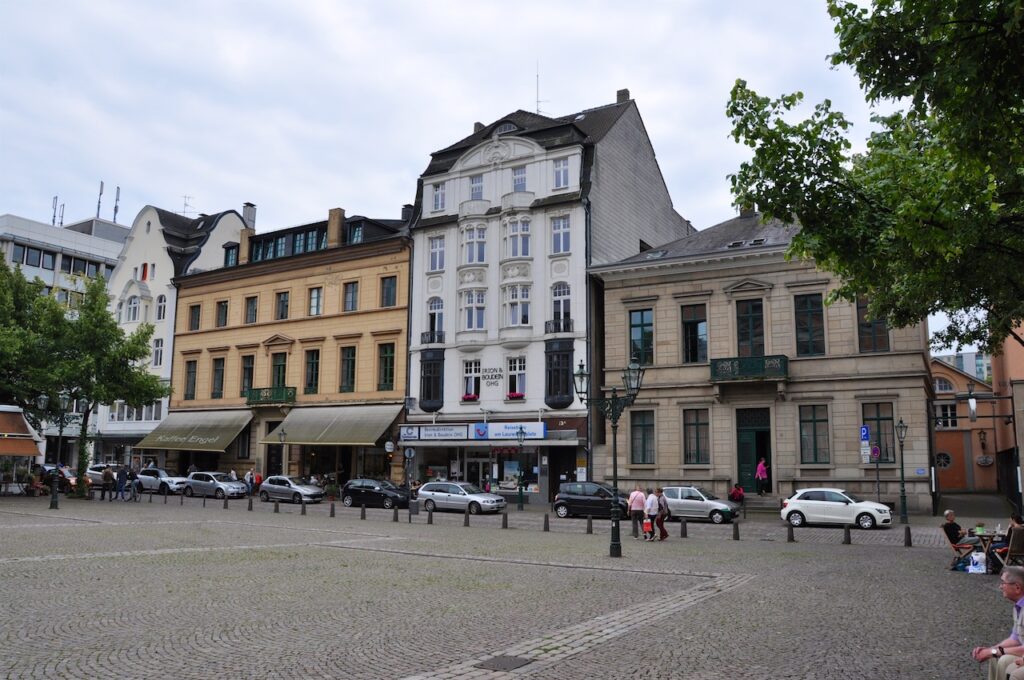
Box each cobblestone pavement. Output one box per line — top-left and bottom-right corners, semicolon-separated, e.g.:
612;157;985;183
0;495;1006;679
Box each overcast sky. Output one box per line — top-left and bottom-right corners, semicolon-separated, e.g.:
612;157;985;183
0;1;965;350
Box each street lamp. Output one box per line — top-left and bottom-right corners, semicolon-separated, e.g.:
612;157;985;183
278;429;287;476
516;425;526;511
895;417;909;524
36;393;70;510
574;357;645;558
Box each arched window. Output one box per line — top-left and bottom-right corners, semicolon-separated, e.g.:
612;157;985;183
126;296;140;322
116;301;123;323
427;297;444;333
934;377;954;393
156;295;167;321
552;282;571;321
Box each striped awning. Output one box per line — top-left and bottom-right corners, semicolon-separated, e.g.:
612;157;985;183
0;408;41;456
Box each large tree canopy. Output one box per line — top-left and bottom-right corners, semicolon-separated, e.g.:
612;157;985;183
727;0;1024;353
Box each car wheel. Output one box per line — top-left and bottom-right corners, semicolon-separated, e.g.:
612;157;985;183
342;495;353;507
710;510;725;524
215;489;225;500
787;511;805;527
292;493;302;504
554;504;570;519
184;486;194;497
856;512;876;530
260;491;269;502
468;502;481;515
424;499;436;512
159;483;168;495
383;497;395;509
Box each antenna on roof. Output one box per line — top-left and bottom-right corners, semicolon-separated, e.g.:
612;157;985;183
112;186;120;224
51;196;58;226
96;181;104;218
535;61;547;115
58;203;64;227
181;195;195;217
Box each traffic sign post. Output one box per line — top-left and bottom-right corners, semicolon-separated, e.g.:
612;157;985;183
860;425;871;465
871;445;881;502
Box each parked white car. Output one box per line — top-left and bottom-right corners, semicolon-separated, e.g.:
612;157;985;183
137;468;188;495
85;463;118;486
781;487;892;529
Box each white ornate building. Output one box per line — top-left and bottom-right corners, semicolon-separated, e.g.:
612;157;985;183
94;205;249;467
404;89;693;503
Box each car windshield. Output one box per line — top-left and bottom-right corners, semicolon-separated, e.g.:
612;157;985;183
211;473;230;482
378;480;399;490
287;477;307;485
696;487;719;500
459;483;483;494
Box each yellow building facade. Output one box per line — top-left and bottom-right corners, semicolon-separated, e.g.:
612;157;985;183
137;208;410;483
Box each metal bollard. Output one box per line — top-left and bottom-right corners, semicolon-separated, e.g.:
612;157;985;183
149;492;153;503
274;500;279;514
732;522;740;541
543;513;550;532
164;490;167;504
787;525;795;543
202;495;206;508
248;496;253;512
180;492;184;506
360;505;366;520
407;507;412;523
502;511;508;529
843;525;852;545
904;525;913;548
427;508;433;525
464;506;470;526
680;518;687;538
300;500;306;516
223;497;228;510
330;502;335;518
586;516;593;534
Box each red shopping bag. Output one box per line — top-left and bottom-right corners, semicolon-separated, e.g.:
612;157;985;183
642;518;653;533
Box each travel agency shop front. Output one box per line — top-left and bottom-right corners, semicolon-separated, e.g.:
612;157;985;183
399;417;587;504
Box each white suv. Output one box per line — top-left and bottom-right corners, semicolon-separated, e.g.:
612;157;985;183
781;487;892;530
137;468;188;495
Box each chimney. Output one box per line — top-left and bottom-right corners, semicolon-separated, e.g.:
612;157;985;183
238;226;255;265
401;204;414;222
327;207;346;248
242;202;257;229
474;122;485;133
616;88;630;104
739;204;756;218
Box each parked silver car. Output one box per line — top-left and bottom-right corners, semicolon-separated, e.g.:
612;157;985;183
85;463;118;486
184;472;248;499
137;468;188;495
417;481;506;514
259;475;324;504
662;486;741;524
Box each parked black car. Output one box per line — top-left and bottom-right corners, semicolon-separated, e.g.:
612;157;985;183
341;479;410;509
553;482;629;519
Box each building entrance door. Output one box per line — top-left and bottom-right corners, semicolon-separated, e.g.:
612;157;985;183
737;408;772;493
466;458;489;490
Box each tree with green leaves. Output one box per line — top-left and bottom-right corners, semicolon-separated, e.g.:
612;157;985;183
727;0;1024;353
0;260;168;493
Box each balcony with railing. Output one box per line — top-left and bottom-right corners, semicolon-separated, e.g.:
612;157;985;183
420;331;445;345
501;191;535;211
710;355;788;382
246;386;297;405
459;199;491;219
545;318;574;334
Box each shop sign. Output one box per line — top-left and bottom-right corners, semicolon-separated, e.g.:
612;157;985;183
399;424;469;441
474;422;546;440
482;367;503;387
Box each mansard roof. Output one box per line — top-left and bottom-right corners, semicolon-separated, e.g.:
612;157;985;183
422;100;633;177
151;208;243;277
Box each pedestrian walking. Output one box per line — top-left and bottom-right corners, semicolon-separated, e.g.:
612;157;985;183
655;487;670;540
128;468;139;502
627;485;646;539
187;463;197;475
254;471;263;494
116;466;128;501
643;488;658;541
228;469;238;481
755;458;770;496
244;468;254;496
102;466;115;501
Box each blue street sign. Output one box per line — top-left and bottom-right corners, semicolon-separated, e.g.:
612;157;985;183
860;425;870;441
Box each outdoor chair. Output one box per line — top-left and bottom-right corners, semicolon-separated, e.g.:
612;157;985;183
944;526;976;569
995;528;1024;570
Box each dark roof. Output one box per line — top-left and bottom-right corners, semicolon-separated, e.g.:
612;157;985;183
616;212;798;266
152;208;243;277
422;101;633;177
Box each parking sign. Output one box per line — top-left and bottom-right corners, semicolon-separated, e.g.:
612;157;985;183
860;426;870;441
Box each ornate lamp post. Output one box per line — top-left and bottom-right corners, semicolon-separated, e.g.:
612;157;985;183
278;429;287;477
574;357;645;558
895;417;909;524
36;393;70;510
516;425;526;511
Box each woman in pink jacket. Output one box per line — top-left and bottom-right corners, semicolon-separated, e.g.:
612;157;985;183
627;486;646;539
755;458;770;496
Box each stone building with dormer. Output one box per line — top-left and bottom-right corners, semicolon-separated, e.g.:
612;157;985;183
403;89;693;503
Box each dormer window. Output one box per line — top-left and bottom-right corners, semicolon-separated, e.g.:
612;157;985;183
495;122;517;135
727;241;745;248
749;238;766;246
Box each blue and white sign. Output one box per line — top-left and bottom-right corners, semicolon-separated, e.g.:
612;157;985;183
860;426;870;441
474;422;546;440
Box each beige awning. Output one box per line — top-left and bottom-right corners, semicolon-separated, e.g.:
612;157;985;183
134;410;253;452
263;405;402;446
0;408;42;456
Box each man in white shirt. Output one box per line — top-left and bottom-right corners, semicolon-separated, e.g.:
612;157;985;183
627;486;646;539
643;490;659;541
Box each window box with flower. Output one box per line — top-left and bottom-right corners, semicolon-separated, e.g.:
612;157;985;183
506;392;525;400
461;393;479;402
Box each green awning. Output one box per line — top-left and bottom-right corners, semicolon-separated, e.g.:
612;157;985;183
134;410;253;452
263;405;402;446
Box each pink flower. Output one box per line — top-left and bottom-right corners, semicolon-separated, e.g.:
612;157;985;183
507;392;524;400
462;394;479;401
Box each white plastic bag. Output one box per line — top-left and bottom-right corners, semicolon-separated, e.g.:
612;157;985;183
968;552;987;574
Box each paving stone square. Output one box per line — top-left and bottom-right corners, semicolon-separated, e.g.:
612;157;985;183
0;496;1005;679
